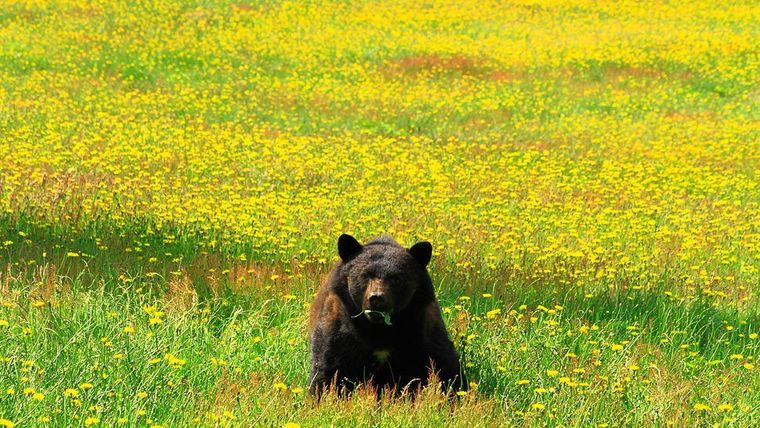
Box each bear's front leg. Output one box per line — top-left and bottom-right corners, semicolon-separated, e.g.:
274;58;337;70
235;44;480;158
420;301;467;392
308;323;367;397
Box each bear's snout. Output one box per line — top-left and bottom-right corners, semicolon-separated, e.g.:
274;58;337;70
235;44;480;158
368;292;388;309
363;278;393;312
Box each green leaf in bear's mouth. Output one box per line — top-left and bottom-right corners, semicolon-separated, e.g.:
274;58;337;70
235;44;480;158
352;309;392;325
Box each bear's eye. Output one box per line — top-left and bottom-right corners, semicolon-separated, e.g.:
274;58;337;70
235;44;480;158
385;273;402;282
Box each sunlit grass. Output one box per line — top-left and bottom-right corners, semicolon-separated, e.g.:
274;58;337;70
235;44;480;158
1;0;758;426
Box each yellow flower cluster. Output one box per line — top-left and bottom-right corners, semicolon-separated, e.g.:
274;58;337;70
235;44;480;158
1;0;757;308
0;1;757;424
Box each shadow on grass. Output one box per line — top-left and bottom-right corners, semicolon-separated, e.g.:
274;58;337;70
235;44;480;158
2;212;755;356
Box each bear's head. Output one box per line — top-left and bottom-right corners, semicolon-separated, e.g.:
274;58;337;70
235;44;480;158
337;234;432;324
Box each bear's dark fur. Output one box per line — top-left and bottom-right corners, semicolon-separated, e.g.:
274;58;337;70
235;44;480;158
308;234;466;396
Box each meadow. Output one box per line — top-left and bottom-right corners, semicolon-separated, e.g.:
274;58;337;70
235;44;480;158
0;0;759;426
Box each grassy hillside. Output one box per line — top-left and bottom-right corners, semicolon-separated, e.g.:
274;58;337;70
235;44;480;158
0;0;758;426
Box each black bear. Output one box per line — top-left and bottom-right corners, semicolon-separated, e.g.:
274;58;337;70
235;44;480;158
308;234;466;396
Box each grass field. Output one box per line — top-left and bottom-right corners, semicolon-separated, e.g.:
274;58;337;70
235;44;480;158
1;0;759;426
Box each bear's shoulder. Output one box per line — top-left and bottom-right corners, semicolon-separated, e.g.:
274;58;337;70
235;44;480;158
309;280;346;334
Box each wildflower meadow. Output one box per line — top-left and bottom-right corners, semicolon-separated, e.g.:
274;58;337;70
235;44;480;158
0;0;758;426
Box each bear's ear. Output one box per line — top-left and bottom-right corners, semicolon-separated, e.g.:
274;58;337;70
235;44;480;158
338;234;363;262
408;241;432;267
